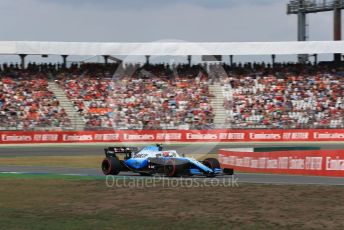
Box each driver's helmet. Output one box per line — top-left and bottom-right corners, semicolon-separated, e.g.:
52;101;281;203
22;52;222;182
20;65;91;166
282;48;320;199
163;151;170;157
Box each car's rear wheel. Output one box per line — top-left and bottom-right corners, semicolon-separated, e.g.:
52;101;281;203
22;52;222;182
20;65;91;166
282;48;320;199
102;157;121;175
164;159;179;177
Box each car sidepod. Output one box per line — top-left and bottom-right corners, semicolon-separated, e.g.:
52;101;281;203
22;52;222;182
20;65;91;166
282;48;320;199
124;158;149;170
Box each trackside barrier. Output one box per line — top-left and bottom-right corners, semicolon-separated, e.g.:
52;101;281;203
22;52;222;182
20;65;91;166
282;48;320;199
0;129;344;144
219;149;344;177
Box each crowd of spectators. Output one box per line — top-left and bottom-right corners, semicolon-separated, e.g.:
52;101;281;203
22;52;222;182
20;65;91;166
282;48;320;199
217;63;344;129
0;67;71;130
57;63;214;130
0;61;343;130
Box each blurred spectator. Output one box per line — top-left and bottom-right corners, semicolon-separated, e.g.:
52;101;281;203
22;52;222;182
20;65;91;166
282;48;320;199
0;69;71;130
219;63;344;129
57;63;214;130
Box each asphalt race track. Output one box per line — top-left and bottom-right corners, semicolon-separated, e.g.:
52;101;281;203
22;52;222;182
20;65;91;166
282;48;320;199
1;142;344;157
1;143;344;186
1;165;344;186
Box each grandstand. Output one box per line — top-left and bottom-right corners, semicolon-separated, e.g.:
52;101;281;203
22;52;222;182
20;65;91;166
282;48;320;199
0;41;343;131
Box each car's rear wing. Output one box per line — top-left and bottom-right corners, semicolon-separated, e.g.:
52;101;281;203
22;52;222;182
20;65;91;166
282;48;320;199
104;147;139;159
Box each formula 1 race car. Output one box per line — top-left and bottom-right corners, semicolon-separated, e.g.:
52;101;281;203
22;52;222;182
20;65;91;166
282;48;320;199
101;144;234;177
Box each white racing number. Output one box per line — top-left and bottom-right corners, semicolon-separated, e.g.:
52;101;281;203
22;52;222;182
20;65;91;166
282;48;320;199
134;153;148;158
133;150;156;158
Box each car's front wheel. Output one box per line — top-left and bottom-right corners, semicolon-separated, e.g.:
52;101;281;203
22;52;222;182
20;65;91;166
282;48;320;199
203;158;221;170
203;158;221;177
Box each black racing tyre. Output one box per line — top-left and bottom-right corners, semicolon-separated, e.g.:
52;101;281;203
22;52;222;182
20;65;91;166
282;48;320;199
164;159;177;177
203;158;221;170
203;158;221;177
164;159;184;177
101;157;121;175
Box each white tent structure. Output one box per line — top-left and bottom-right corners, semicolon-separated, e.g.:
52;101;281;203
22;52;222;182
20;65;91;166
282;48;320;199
0;40;344;56
0;40;343;67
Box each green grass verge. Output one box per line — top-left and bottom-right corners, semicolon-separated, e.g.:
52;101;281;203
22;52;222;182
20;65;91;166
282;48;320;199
0;172;102;181
1;175;344;229
0;155;102;168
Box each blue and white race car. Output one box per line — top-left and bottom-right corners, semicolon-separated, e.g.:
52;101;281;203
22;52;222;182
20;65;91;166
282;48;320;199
101;144;233;177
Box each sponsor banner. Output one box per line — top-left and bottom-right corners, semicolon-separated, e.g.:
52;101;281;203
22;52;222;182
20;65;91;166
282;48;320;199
219;149;344;177
0;129;344;144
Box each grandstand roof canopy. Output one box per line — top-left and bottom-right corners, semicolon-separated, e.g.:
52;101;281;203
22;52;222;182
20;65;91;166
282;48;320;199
1;41;344;56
